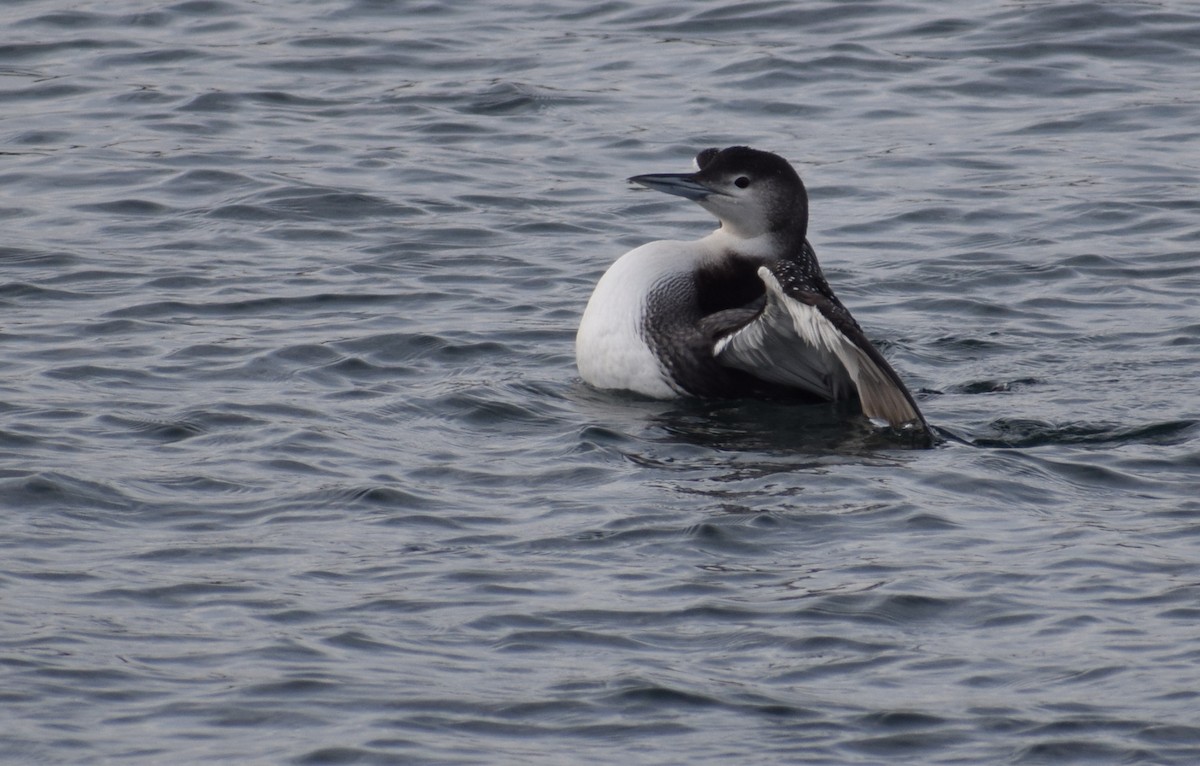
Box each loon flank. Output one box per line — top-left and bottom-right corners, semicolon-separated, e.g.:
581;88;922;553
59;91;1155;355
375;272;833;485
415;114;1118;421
575;146;928;432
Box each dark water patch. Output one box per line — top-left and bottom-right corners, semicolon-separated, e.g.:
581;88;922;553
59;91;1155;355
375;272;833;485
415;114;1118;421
262;226;359;243
970;418;1198;449
168;0;247;16
205;203;282;222
0;282;91;302
458;81;571;116
0;80;91;103
433;386;562;430
497;629;644;653
252;483;450;523
29;665;144;691
900;16;979;38
338;332;479;366
0;205;34;222
40;268;149;289
165;341;261;361
288;34;376;50
136;474;264;497
1139;724;1200;746
321;633;405;657
88;581;258;608
793;590;968;627
0;246;79;269
784;634;896;657
266;343;344;367
291;746;403;765
180;90;345;114
155;168;264;197
7;130;74;148
108;87;181;111
640;398;866;445
42;365;163;389
96;413;206;443
241;678;341;698
1013;739;1154;765
208;189;414;223
539;523;685;552
75;199;177;216
0;472;137;513
949;377;1040;394
412;120;495;142
917;295;1042;321
131;545;293;563
1031;454;1176;496
311;355;405;382
605;682;719;710
96;409;266;443
103;291;398;320
683;520;778;555
98;47;212;67
343;485;447;512
254;53;440;75
845;729;968;757
6;568;97;584
903;511;958;531
632;2;914;35
80;318;155;336
15;11;107;30
0;427;41;450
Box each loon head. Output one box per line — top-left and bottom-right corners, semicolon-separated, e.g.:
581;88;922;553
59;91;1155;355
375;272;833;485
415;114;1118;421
629;146;809;240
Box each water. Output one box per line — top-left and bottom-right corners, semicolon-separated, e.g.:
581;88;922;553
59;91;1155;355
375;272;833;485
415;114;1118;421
2;1;1199;763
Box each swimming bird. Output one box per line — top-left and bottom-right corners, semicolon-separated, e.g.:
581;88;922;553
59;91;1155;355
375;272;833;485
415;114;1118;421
575;145;928;433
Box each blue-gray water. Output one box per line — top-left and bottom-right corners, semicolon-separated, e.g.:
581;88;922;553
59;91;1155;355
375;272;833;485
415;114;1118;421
3;1;1199;764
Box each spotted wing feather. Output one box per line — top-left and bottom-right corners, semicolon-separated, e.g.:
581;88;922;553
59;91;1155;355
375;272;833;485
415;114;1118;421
714;266;927;430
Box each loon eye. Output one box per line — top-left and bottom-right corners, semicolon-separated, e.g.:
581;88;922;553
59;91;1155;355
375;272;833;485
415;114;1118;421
734;176;750;189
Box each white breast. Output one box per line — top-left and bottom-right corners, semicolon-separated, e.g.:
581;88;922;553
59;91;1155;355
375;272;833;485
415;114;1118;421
575;239;705;398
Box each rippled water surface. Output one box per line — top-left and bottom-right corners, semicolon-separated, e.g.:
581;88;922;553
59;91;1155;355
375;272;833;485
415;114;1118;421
3;1;1200;763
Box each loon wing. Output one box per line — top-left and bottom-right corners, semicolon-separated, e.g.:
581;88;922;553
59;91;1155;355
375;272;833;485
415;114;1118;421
713;265;926;430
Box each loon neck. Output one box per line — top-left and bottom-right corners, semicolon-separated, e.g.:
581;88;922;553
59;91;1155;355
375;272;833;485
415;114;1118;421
703;225;805;264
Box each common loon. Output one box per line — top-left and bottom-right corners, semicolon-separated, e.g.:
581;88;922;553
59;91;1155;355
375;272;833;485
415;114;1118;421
575;145;927;433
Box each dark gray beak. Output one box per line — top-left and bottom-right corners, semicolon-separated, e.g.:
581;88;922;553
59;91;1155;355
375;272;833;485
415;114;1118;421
628;173;714;201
